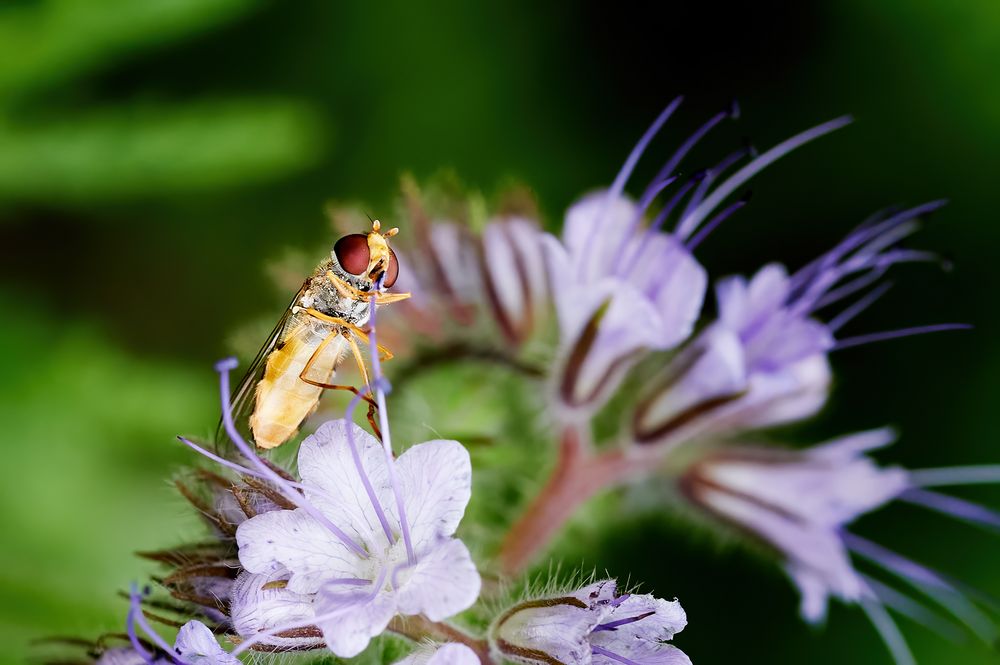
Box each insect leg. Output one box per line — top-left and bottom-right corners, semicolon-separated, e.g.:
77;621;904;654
297;331;378;409
343;331;382;436
373;291;412;305
325;270;371;300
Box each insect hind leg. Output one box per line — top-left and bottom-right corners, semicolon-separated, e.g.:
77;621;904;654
298;329;381;439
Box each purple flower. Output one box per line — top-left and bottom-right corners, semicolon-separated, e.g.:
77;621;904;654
233;419;481;657
680;429;908;624
543;100;851;419
489;579;690;665
633;203;950;448
479;216;550;346
123;585;239;665
172;621;240;664
395;643;480;665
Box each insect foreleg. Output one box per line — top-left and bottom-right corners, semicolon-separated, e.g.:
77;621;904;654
372;292;412;305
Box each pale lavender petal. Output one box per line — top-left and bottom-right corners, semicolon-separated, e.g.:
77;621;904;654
566;282;675;407
236;509;364;595
592;593;687;642
698;487;864;605
634;327;748;443
96;648;150;665
704;354;832;433
393;440;472;549
396;643;481;665
592;642;692;665
229;570;321;650
297;420;393;550
787;564;832;623
174;620;240;664
395;538;481;621
809;428;898;460
563;192;639;283
315;586;397;658
491;591;610;665
704;449;906;527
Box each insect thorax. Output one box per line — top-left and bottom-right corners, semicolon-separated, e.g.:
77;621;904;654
297;259;372;326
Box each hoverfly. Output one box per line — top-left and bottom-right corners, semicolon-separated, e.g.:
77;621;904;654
222;220;410;450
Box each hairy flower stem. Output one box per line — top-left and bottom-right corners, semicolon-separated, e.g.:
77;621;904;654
498;427;641;576
388;615;492;664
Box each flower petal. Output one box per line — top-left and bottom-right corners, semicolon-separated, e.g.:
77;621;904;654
229;570;322;650
563;191;639;284
315;586;396;658
491;588;610;665
297;419;392;550
396;642;481;665
236;508;364;595
174;620;240;664
396;538;481;621
394;439;472;549
595;593;687;642
592;642;692;665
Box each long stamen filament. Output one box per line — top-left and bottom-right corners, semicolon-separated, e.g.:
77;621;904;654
128;585;186;665
368;283;416;565
908;465;1000;486
681;116;851;239
343;387;397;546
215;359;368;558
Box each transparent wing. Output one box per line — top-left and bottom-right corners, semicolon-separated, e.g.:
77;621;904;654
214;283;307;456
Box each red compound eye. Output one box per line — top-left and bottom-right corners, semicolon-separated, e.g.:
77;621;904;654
334;234;370;275
384;249;399;288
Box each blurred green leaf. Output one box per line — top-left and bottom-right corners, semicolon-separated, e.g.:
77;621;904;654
0;0;262;98
0;98;326;203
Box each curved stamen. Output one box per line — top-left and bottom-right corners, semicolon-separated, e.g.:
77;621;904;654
861;574;968;643
900;488;1000;533
368;282;416;565
128;584;186;665
680;116;852;238
581;99;683;280
343;387;397;546
179;435;372;514
675;146;751;239
215;359;368;558
125;608;153;663
846;533;997;644
908;465;1000;487
858;595;916;665
231;568;388;656
610;97;684;203
593;611;656;632
826;282;893;333
684;192;750;251
591;645;642;665
645;100;739;198
833;324;971;351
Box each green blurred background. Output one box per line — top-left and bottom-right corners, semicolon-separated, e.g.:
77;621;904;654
1;1;998;663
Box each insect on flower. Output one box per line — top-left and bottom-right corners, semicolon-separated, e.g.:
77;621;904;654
223;219;411;449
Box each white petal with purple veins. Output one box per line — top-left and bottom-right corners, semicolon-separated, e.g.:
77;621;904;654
315;586;397;658
297;420;393;549
394;440;472;550
236;509;364;594
395;538;481;621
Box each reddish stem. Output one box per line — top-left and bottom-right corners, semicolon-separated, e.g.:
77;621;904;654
497;427;640;576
